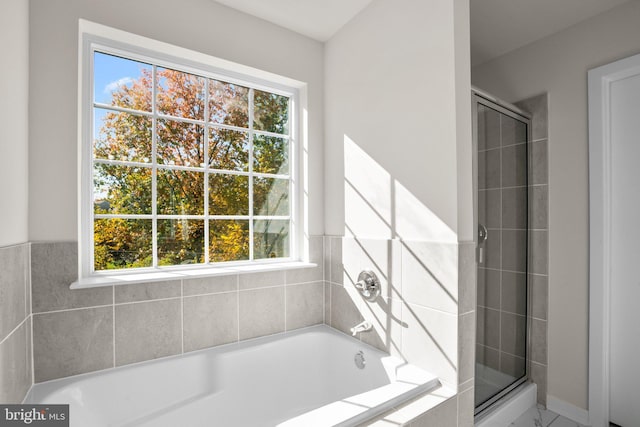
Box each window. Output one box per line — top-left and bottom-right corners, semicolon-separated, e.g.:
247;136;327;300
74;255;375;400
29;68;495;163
83;41;298;276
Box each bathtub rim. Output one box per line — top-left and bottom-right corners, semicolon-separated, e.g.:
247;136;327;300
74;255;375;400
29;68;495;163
25;324;435;400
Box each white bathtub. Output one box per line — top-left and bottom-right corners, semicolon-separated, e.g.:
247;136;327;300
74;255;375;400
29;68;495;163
26;325;439;426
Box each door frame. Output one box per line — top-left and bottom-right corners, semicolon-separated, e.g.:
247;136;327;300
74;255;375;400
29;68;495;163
588;52;640;427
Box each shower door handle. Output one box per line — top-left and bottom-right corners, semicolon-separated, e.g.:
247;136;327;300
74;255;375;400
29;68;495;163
478;224;488;243
478;224;488;264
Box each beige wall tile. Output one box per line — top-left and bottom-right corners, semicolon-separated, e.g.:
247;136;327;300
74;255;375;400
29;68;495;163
0;244;28;340
31;242;112;313
114;280;181;304
457;387;475;427
238;270;285;290
285;236;323;284
34;307;113;382
410;395;458;427
458;312;475;385
286;282;324;331
115;299;181;366
183;274;237;296
458;243;476;314
329;284;363;336
183;293;238;352
0;321;31;403
402;303;457;386
402;241;458;314
500;312;527;358
239;286;285;340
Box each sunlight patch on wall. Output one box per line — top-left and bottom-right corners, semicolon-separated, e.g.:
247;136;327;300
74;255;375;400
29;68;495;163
343;135;456;242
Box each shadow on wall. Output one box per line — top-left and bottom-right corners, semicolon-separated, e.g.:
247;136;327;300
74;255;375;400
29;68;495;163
325;135;463;389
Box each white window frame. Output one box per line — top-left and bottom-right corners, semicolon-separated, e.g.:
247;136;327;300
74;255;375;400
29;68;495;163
77;20;307;283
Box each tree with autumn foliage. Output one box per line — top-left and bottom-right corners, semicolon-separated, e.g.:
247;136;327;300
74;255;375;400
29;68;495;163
94;56;289;270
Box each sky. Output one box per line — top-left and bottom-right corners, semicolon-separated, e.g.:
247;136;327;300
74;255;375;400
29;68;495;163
93;51;151;141
93;51;150;105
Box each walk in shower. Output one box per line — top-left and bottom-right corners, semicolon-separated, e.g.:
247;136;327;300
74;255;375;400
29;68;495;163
473;90;532;415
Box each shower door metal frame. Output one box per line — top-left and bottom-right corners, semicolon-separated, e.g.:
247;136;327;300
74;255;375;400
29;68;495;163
471;89;533;417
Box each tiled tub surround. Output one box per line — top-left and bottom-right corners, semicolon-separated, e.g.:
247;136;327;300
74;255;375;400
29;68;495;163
324;236;476;427
21;234;476;426
30;238;324;383
0;243;33;403
27;325;440;427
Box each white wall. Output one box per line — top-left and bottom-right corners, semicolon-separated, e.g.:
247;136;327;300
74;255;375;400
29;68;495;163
472;1;640;410
28;0;324;240
1;0;29;246
324;0;472;243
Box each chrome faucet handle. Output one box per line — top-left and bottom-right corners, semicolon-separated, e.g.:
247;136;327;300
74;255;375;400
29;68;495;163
355;270;380;302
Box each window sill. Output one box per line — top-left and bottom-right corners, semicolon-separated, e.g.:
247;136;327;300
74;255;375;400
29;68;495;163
70;262;318;289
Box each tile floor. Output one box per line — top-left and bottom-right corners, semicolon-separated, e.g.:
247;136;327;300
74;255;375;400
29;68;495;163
510;405;586;427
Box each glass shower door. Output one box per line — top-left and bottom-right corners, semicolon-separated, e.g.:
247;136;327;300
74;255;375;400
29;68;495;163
474;95;530;413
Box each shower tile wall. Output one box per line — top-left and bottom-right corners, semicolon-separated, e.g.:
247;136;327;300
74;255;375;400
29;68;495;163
476;93;549;406
29;237;324;382
477;105;529;386
0;243;33;403
516;93;549;405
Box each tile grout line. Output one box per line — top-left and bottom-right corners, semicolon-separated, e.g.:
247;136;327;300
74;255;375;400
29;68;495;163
24;243;28;335
329;237;332;327
236;274;240;343
479;266;548;277
546;412;561;427
477;304;547;321
284;278;288;332
0;316;30;348
322;237;325;325
35;294;198;317
180;280;184;354
29;243;35;386
112;286;115;368
498;113;503;372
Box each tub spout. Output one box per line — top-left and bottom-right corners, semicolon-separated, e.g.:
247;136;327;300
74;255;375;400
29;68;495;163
350;321;372;336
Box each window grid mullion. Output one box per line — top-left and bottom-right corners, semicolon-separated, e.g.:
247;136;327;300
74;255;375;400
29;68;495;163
94;102;289;140
288;96;294;259
248;88;254;261
95;214;289;221
93;102;153;118
90;47;295;273
204;78;210;264
92;158;289;180
151;65;158;268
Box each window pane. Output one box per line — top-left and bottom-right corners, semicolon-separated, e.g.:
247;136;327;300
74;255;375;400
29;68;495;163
253;220;289;259
94;52;152;111
158;219;204;266
157;169;204;215
157;119;204;167
253;90;289;135
209;220;249;262
209;128;249;171
94;164;151;214
254;177;289;216
94;108;152;163
94;219;152;270
209;173;249;216
209;80;249;128
253;134;289;174
157;67;205;120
